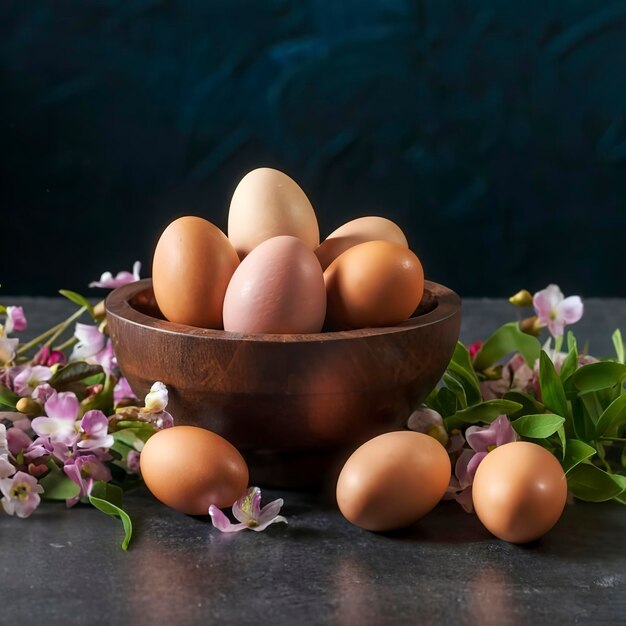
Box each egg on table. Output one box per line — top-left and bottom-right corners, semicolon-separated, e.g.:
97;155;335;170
228;167;319;258
471;441;568;543
152;216;240;329
140;425;249;515
315;216;408;271
336;431;451;531
223;235;326;334
324;240;424;329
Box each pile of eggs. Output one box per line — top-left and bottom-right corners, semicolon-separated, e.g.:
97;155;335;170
152;167;425;333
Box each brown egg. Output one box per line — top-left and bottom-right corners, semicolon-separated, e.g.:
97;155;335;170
315;216;408;270
324;240;424;329
228;167;319;258
472;442;567;543
152;216;240;328
223;235;326;334
140;426;249;515
336;431;451;531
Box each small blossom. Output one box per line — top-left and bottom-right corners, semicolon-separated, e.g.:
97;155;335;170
89;261;141;289
407;405;448;447
0;471;43;518
77;410;114;450
33;345;66;367
533;284;583;338
90;339;116;375
63;454;111;507
480;353;535;400
31;383;56;405
444;449;475;512
13;365;53;397
126;450;141;474
0;336;19;365
31;391;80;446
6;427;32;456
209;487;287;533
467;340;483;360
5;307;27;334
71;323;106;361
113;377;136;405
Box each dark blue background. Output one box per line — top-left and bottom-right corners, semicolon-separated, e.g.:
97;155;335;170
2;1;625;296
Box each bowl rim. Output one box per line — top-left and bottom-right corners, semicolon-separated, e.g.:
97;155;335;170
105;278;460;344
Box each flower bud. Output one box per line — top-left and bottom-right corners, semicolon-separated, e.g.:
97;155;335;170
509;289;533;307
519;315;542;336
16;397;42;417
93;300;106;321
407;405;448;447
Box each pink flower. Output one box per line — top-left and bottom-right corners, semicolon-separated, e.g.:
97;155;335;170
0;471;43;517
32;383;56;404
89;261;141;289
63;454;111;507
468;340;483;360
77;410;114;450
31;391;80;446
13;365;53;397
33;345;67;367
114;377;136;404
445;415;518;512
126;450;141;474
480;353;534;400
6;427;32;456
209;487;288;533
90;339;116;375
533;284;583;338
5;307;27;334
71;323;106;361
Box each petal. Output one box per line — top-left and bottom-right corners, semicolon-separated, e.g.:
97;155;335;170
466;451;487;478
454;449;476;488
80;410;109;436
558;296;583;325
232;487;259;523
44;391;80;421
493;415;518;446
6;306;27;333
132;261;142;281
258;498;284;523
0;458;15;479
547;319;565;338
465;425;495;453
533;284;563;319
208;505;247;533
71;324;106;360
251;515;288;532
454;487;474;513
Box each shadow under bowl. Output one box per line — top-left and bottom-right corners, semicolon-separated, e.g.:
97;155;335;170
106;279;461;489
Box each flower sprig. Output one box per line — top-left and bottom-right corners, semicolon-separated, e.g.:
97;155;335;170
410;284;625;510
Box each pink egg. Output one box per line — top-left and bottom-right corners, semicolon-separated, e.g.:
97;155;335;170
223;235;326;334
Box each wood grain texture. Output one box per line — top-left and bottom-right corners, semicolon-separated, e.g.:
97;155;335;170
106;279;461;487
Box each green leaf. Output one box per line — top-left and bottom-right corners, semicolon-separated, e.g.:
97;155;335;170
555;425;567;459
503;391;545;418
612;475;626;504
562;439;596;474
612;329;625;364
437;387;458;417
88;481;132;551
448;342;482;405
567;463;625;502
512;413;565;439
0;383;19;409
572;362;626;393
39;467;81;501
58;290;95;318
49;361;104;390
442;373;468;409
560;336;579;383
444;399;523;430
538;351;568;417
473;322;541;371
595;392;626;438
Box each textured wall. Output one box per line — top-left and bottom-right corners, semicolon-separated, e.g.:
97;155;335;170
1;1;625;296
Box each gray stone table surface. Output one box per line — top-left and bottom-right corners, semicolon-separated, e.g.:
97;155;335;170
1;297;625;626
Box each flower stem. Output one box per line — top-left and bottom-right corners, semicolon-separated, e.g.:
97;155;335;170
16;306;87;356
54;336;78;352
600;437;626;443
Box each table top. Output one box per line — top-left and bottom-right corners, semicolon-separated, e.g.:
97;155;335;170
2;296;625;625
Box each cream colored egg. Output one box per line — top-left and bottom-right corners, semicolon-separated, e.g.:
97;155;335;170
228;168;319;258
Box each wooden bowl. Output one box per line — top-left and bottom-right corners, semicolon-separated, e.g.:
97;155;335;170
106;279;461;488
